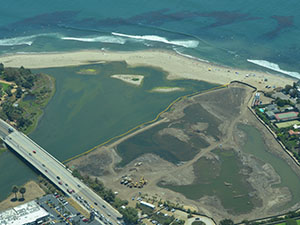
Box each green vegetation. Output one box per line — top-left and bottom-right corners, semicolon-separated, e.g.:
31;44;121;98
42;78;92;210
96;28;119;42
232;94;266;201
243;211;300;225
19;186;26;200
254;101;300;163
72;169;138;224
275;120;300;128
77;68;98;75
159;149;260;215
0;63;55;134
11;185;18;200
192;221;206;225
220;219;234;225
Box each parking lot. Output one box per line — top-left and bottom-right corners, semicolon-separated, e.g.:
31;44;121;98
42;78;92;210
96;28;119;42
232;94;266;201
37;194;101;225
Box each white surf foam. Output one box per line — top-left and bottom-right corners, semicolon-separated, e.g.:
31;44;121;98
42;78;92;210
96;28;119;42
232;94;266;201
0;33;61;47
247;59;300;79
112;32;199;48
173;48;209;63
61;35;126;45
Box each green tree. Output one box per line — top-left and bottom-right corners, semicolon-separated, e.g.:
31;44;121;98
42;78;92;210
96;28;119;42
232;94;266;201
12;185;19;199
16;87;22;98
120;207;138;224
220;219;234;225
19;186;26;199
0;63;4;73
284;84;293;93
286;219;297;225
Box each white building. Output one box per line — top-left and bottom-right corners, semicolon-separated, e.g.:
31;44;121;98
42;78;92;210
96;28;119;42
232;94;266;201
0;200;49;225
140;201;155;210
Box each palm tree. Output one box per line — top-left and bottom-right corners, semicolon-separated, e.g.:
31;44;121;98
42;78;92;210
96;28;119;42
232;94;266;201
12;185;18;199
19;187;26;199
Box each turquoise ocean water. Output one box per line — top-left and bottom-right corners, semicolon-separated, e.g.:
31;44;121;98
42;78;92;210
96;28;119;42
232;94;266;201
1;0;300;204
0;0;300;76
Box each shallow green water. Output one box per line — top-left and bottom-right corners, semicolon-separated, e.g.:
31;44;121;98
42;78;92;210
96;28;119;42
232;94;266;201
0;62;216;200
29;62;216;161
0;150;36;200
160;150;257;215
161;124;300;214
239;124;300;208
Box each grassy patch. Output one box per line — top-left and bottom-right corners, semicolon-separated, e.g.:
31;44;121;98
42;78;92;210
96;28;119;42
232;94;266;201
0;148;6;156
275;120;300;128
77;68;98;75
18;74;55;134
192;221;206;225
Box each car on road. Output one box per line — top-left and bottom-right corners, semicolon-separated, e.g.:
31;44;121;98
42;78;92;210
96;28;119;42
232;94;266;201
57;176;60;179
58;181;62;185
29;153;32;156
33;150;36;153
94;202;98;205
45;170;48;173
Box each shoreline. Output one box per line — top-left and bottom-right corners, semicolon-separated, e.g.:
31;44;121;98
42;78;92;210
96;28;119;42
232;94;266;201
0;49;296;91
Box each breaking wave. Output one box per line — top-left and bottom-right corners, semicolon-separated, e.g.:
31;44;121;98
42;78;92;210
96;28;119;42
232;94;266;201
61;36;126;45
0;33;60;46
112;32;199;48
247;59;300;79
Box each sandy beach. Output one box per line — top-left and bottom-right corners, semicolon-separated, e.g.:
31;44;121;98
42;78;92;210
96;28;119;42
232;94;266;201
0;49;296;90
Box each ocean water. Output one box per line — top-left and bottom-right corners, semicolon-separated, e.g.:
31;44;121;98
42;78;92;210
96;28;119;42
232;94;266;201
0;0;300;78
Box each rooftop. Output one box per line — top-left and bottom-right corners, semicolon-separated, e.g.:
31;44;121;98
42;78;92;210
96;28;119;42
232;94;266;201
0;200;49;225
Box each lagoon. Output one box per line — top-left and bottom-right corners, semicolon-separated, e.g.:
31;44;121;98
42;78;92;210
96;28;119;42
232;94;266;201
0;62;216;200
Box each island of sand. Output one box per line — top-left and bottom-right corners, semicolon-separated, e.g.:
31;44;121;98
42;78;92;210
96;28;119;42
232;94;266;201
111;74;144;86
151;87;184;92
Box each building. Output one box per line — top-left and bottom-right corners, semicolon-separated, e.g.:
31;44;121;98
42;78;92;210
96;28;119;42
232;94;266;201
0;200;49;225
275;111;299;122
265;104;280;114
288;130;300;136
140;201;156;210
266;111;276;120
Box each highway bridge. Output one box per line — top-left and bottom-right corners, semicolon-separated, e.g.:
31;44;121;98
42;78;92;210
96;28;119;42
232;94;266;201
0;119;123;225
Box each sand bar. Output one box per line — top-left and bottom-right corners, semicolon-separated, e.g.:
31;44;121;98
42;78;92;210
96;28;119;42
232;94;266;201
151;87;184;92
111;74;144;86
0;49;296;90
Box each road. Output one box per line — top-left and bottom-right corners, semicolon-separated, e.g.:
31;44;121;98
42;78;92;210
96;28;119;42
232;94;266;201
0;119;123;225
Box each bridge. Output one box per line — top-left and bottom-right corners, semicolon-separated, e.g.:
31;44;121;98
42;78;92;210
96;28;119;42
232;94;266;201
0;119;122;225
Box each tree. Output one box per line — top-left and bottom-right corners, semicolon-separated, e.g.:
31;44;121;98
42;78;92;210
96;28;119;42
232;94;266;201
284;84;293;93
16;87;22;98
120;207;138;225
220;219;234;225
286;219;297;225
12;185;19;199
0;63;3;73
19;186;26;199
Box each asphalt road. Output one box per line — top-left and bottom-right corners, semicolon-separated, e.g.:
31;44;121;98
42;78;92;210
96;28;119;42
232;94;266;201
0;119;122;225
